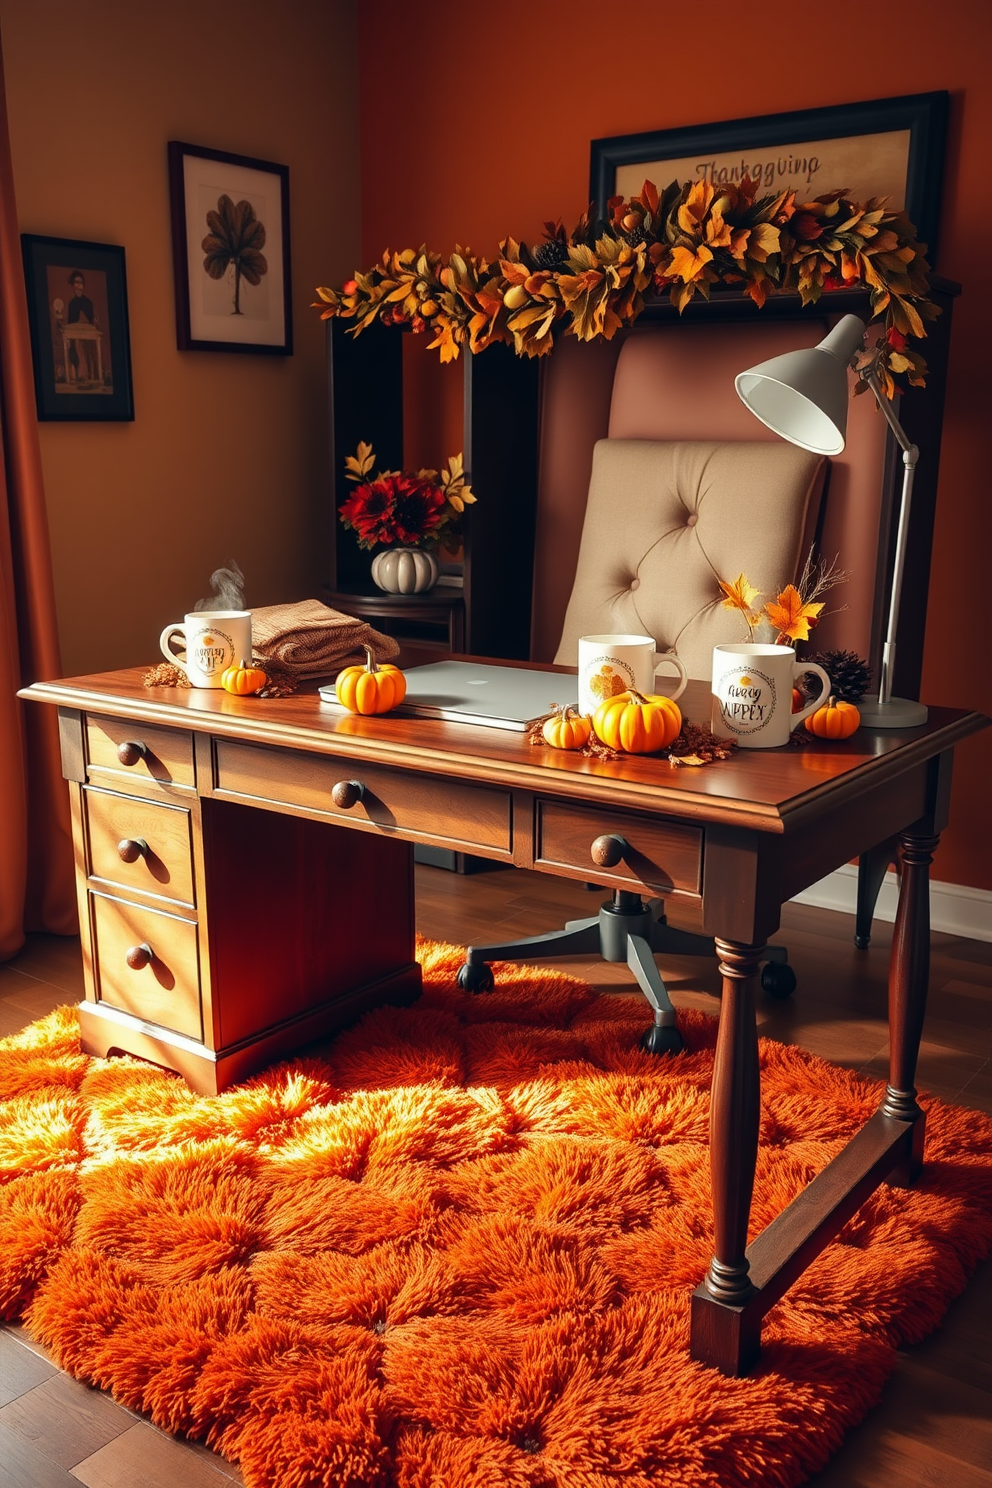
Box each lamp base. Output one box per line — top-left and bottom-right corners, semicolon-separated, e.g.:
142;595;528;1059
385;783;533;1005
857;696;928;730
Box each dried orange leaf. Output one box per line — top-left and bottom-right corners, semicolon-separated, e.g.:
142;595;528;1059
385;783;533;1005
719;573;761;622
763;584;824;643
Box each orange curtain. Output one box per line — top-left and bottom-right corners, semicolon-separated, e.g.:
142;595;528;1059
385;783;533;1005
0;34;76;959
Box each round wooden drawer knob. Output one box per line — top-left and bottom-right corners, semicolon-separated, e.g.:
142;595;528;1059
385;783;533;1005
332;780;366;809
117;837;148;863
590;834;626;868
116;740;147;767
125;942;153;970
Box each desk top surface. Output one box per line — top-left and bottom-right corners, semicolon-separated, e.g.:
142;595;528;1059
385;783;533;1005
22;667;988;836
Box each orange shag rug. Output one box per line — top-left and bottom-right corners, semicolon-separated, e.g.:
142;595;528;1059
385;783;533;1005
2;941;992;1488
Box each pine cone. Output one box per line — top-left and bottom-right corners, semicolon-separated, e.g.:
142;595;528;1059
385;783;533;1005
619;226;646;247
805;649;872;703
531;239;569;271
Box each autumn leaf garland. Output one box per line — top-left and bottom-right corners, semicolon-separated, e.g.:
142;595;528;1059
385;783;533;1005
313;176;937;397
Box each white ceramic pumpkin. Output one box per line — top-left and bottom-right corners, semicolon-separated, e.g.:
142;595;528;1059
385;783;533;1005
370;547;439;595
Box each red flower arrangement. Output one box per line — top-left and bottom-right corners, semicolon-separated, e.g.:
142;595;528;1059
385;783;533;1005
339;443;476;551
340;472;445;549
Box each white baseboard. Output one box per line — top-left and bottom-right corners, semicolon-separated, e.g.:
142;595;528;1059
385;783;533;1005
791;866;992;943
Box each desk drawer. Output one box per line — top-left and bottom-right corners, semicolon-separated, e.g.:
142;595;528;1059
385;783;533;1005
212;740;513;856
84;787;195;907
89;893;202;1042
536;799;702;895
86;715;195;791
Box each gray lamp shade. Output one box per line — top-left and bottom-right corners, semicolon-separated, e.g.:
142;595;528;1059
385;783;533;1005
734;314;867;456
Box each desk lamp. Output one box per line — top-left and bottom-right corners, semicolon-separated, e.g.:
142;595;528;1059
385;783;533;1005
735;312;926;728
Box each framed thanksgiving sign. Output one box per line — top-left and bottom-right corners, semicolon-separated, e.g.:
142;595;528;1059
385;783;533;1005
590;92;948;265
168;141;293;354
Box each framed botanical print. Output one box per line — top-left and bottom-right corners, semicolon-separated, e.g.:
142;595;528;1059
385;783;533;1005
590;92;948;264
168;140;293;354
21;235;134;422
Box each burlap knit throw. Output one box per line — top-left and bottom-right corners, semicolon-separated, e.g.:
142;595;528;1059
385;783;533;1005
250;600;399;680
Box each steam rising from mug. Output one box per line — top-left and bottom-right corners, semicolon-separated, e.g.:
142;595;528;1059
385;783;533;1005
193;559;246;612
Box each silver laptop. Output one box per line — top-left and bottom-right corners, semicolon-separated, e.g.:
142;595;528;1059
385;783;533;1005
319;660;577;731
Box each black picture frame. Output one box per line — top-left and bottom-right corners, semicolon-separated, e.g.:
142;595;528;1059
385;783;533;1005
21;235;134;422
168;140;292;355
590;92;949;265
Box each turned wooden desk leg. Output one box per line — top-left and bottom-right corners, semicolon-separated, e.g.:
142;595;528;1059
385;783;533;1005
690;938;763;1375
883;829;939;1185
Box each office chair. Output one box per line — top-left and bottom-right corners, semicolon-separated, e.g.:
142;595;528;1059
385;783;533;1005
456;318;902;1049
457;429;823;1050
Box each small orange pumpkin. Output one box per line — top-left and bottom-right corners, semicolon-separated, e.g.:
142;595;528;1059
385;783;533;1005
334;646;407;715
221;658;268;695
592;689;682;754
805;695;860;740
542;703;592;750
791;686;805;713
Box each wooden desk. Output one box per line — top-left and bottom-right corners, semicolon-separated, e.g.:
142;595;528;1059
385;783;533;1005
21;668;987;1376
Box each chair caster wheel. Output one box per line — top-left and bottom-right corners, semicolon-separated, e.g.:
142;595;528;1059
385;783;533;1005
639;1023;684;1056
457;962;495;994
854;934;870;950
761;961;797;999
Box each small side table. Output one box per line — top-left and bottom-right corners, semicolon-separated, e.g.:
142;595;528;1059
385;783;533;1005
319;586;466;653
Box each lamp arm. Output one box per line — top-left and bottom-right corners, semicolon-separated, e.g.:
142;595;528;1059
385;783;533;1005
864;371;920;708
864;370;917;457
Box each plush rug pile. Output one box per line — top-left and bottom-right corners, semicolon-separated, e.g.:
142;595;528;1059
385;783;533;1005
1;941;991;1488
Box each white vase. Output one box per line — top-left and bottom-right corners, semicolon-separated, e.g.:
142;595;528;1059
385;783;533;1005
371;547;439;595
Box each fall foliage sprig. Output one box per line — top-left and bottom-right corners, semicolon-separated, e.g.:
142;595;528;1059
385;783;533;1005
313;176;936;398
719;551;849;645
339;442;476;551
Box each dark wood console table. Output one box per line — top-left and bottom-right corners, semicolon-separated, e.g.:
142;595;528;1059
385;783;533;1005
319;585;465;652
20;668;987;1376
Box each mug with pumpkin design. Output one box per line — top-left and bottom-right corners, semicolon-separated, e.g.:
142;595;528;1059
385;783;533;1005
159;610;252;688
577;634;687;718
711;642;830;748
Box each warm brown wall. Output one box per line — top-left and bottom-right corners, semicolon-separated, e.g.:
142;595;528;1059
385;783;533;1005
357;0;992;892
1;0;358;677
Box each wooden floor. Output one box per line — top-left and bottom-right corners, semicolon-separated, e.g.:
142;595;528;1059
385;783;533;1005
0;864;990;1487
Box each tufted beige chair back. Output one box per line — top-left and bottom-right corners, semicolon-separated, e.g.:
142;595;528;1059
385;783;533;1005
532;319;889;668
554;439;823;678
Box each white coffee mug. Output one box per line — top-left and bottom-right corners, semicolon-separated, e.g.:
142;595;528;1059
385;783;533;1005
578;633;688;717
159;610;252;688
711;643;831;748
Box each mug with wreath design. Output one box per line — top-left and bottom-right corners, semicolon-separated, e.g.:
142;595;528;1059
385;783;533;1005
711;642;830;748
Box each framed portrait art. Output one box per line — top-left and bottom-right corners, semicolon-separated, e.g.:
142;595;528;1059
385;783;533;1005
590;92;949;265
21;235;134;422
168;141;292;355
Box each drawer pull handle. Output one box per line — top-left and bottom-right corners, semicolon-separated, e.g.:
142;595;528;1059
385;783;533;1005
125;942;154;970
332;780;366;809
117;837;149;863
591;834;626;868
116;740;147;767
